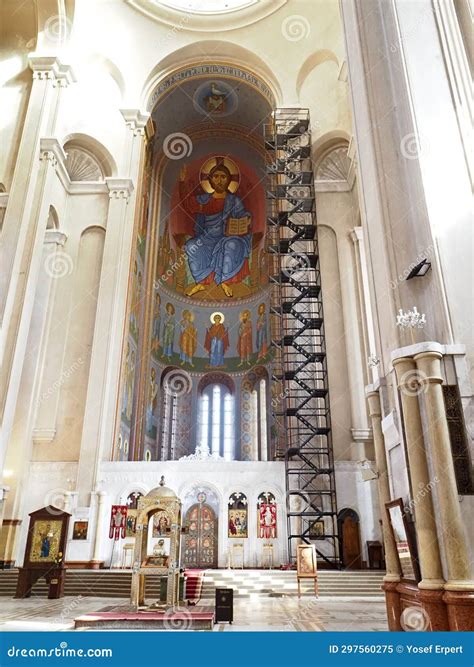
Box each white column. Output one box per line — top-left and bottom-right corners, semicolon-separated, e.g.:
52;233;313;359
0;140;68;478
337;232;371;457
0;57;74;319
91;491;107;566
351;227;380;383
75;110;149;504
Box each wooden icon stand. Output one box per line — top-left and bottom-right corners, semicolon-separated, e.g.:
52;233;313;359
296;544;318;598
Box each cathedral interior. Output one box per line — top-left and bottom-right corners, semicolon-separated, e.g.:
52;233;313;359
0;0;472;636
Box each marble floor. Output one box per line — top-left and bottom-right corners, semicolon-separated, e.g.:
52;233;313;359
0;595;388;632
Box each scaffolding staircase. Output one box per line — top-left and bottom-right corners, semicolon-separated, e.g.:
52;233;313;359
265;109;340;567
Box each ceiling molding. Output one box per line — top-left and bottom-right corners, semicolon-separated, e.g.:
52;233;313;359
125;0;287;32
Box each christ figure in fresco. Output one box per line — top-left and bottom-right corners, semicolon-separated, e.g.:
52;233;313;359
237;309;253;366
179;159;252;298
205;313;229;368
179;310;197;366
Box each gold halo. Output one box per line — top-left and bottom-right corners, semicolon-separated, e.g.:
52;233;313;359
200;156;240;194
210;311;225;323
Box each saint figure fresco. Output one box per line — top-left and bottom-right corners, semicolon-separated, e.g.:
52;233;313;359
237;309;253;366
179;310;198;366
205;312;229;368
162;303;176;360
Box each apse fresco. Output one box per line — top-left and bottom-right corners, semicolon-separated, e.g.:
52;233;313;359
145;299;271;373
156;155;267;302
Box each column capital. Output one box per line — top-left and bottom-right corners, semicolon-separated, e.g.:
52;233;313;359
366;389;382;418
44;230;68;247
414;350;444;385
105;178;134;201
120;109;152;137
28;55;76;87
39;137;67;169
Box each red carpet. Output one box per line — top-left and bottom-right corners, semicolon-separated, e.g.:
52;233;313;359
185;569;205;605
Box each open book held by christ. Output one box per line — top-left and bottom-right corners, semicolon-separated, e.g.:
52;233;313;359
225;216;251;236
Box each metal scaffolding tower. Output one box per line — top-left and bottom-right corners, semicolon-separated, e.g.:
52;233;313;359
265;109;340;567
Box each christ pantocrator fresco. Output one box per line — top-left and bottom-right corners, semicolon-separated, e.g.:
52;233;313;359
179;156;252;298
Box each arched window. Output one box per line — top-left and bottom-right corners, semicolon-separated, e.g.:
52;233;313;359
198;375;234;460
242;368;269;461
160;368;192;460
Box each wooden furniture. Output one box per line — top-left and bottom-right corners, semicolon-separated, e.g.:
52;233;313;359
15;506;70;600
215;588;233;624
367;540;385;569
296;544;318;597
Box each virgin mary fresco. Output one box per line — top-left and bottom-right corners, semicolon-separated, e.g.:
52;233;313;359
179;156;252;298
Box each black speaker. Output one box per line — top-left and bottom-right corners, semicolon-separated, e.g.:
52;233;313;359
215;587;233;623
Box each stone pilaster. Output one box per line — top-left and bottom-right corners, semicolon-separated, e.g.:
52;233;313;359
366;387;402;630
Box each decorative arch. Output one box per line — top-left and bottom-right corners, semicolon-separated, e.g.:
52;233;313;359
296;49;339;100
46;205;59;230
62;133;117;178
142;41;281;111
197;373;235;395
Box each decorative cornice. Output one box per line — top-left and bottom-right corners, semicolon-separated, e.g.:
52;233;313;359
32;427;56;444
391;341;466;364
120;109;151;136
28;56;76;87
105;178;134;200
44;230;68;246
39;138;109;195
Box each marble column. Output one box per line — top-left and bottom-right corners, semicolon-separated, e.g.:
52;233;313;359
366;387;402;630
91;491;107;569
392;356;448;630
415;351;474;630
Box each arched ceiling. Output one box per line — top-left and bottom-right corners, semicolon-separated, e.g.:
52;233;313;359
151;70;273;145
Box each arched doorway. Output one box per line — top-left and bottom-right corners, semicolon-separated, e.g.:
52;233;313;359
338;508;362;570
183;502;218;568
